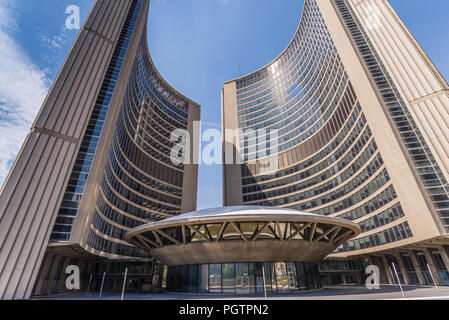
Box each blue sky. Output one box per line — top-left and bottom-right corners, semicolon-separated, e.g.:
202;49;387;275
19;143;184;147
0;0;448;210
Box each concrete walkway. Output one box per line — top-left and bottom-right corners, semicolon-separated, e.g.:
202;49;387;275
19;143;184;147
33;285;449;300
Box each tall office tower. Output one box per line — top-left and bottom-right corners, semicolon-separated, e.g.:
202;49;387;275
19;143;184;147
0;0;199;299
223;0;449;286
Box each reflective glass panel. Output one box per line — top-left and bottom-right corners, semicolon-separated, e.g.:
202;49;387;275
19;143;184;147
209;264;221;293
222;264;235;293
235;263;250;294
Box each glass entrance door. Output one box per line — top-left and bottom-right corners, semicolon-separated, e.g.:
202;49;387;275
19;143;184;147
236;263;250;294
275;263;289;292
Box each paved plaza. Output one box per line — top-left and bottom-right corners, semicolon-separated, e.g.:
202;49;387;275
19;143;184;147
34;285;449;301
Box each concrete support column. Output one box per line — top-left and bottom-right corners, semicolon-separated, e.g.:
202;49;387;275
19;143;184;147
43;256;63;296
56;257;73;293
409;251;426;285
381;255;394;284
363;256;373;284
423;248;442;286
394;253;410;285
437;246;449;271
77;260;88;291
33;254;54;296
443;246;449;263
369;256;388;284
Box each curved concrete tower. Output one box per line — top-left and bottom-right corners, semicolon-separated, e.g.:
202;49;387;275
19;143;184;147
223;0;449;286
0;0;199;299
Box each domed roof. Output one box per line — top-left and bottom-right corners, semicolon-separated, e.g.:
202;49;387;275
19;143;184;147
135;206;360;231
164;206;320;220
125;206;360;266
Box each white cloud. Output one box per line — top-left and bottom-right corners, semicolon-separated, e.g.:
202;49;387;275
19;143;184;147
41;25;70;50
0;0;18;31
41;34;64;50
154;0;168;6
0;1;50;185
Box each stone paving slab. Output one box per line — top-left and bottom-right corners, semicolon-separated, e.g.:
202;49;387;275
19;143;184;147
33;285;449;300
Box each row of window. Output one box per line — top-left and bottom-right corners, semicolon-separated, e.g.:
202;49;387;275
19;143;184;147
139;44;189;120
131;66;187;129
247;149;383;209
122;98;181;168
114;124;183;187
128;106;178;155
239;69;347;155
236;0;333;93
288;168;391;215
100;173;172;221
336;185;398;221
237;34;336;119
241;77;355;159
91;209;128;240
358;203;404;233
104;160;181;213
86;228;147;258
110;138;182;197
241;101;363;182
242;99;362;178
95;194;148;230
125;75;184;141
108;156;181;205
236;9;334;102
237;18;343;125
237;43;336;120
243;125;374;197
336;222;413;252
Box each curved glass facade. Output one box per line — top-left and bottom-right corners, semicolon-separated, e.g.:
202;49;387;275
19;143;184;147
51;0;144;242
85;31;194;257
224;0;413;253
45;0;198;258
4;0;448;298
166;262;321;294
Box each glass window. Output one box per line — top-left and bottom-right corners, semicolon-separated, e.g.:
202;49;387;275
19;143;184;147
267;263;277;292
429;248;448;272
188;265;198;293
254;263;264;294
209;264;221;293
304;262;314;290
286;262;299;291
275;262;289;292
235;263;250;294
249;263;257;294
222;264;235;293
181;265;189;293
198;264;209;293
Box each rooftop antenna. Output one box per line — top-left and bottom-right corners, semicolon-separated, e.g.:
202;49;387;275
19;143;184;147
238;64;241;77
